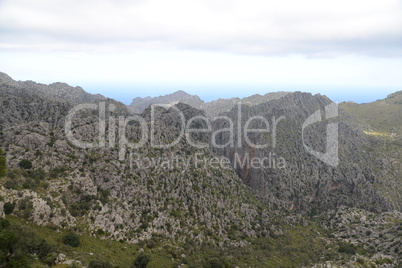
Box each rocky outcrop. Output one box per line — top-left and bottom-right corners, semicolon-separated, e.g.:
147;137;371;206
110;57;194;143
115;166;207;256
0;88;284;245
1;72;402;267
0;74;129;131
130;90;204;113
0;72;106;105
129;89;289;118
212;92;394;213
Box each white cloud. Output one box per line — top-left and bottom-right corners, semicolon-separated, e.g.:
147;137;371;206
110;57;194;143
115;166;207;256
1;0;402;104
1;0;401;56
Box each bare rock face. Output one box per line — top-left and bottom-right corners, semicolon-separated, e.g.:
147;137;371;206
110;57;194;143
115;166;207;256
0;72;106;105
129;89;289;118
2;72;402;267
0;84;283;245
200;92;290;118
0;76;130;134
212;92;394;213
130;90;204;113
0;84;71;129
315;206;402;266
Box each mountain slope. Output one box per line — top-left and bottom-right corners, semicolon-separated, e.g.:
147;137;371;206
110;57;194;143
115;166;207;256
0;72;106;105
130;90;204;113
1;73;402;266
0;74;128;130
0;77;337;267
341;91;402;138
213;92;399;213
129;89;289;118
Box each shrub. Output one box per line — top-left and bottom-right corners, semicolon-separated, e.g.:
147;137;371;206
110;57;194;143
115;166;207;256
356;258;365;264
49;166;68;178
0;149;5;177
203;256;229;268
62;232;81;247
375;258;393;265
0;219;56;267
338;242;356;254
19;159;32;170
4;180;18;190
88;260;113;268
42;252;58;266
133;253;151;268
146;239;156;249
18;198;34;219
8;255;30;268
3;202;15;215
96;229;105;236
37;240;56;261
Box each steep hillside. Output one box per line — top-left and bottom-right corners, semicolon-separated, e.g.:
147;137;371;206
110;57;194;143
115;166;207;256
0;80;339;267
213;92;400;213
341;91;402;138
0;74;128;130
1;73;402;267
0;72;106;105
129;89;289;118
130;90;204;113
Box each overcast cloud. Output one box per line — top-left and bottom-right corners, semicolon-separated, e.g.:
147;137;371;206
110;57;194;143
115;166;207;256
1;0;402;56
0;0;402;103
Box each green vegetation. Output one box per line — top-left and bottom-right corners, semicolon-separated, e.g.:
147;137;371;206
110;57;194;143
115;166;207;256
338;242;356;255
3;202;15;215
88;260;113;268
220;224;340;267
62;232;81;247
203;256;229;268
0;218;58;267
2;215;141;267
133;253;151;268
0;214;345;267
341;92;402;138
19;159;32;170
0;148;5;177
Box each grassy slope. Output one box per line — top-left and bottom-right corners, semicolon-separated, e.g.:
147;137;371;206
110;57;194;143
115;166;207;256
341;91;402;138
341;91;402;209
4;215;341;268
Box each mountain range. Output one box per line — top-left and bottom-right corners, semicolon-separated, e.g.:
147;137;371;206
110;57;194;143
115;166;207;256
129;90;289;118
0;72;401;267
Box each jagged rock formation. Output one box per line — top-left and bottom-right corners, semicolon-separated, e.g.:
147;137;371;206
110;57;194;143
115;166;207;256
1;72;402;267
0;77;287;247
200;92;290;118
0;83;71;130
212;92;397;213
0;72;106;105
129;89;289;118
130;90;204;114
315;206;402;266
0;73;128;130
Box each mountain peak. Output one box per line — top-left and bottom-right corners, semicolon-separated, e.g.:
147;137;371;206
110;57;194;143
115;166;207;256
387;90;402;99
0;71;106;105
130;90;204;113
0;72;14;83
172;89;188;95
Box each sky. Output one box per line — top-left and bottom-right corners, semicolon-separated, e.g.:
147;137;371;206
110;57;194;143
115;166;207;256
0;0;402;104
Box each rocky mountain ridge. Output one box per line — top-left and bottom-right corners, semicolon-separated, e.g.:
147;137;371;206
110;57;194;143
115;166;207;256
0;72;106;105
129;89;289;118
1;72;402;267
